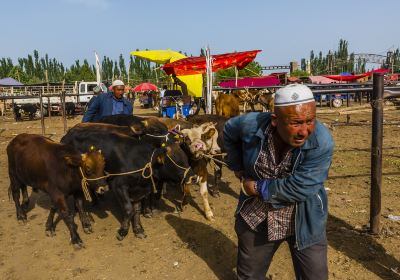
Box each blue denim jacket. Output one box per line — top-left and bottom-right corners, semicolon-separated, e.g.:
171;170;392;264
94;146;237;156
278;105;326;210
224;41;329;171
223;112;334;250
82;92;133;122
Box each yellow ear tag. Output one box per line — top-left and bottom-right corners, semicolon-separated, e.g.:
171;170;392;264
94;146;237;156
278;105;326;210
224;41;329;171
161;143;166;147
90;145;95;151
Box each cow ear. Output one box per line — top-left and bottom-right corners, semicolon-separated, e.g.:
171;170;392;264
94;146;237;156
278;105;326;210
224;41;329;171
64;155;82;166
130;124;144;135
203;128;216;139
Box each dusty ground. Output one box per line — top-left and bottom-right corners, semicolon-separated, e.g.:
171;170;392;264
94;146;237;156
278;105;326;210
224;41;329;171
0;103;399;280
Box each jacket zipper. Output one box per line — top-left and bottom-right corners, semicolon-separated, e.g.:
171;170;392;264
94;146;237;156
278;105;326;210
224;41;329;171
294;203;299;248
293;152;301;249
317;194;323;211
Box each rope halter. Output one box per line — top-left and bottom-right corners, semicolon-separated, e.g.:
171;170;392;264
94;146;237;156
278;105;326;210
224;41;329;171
79;150;157;202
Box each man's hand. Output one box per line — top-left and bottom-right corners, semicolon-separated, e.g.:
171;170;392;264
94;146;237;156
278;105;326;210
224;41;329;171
242;179;258;196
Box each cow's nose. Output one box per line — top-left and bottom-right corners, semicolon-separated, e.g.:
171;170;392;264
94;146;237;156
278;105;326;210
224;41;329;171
190;176;199;184
195;143;204;150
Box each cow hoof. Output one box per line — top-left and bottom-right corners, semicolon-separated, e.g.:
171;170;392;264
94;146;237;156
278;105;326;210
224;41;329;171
17;218;27;225
134;232;147;239
46;229;56;237
83;226;93;234
206;212;215;222
143;213;152;219
209;189;220;198
72;242;85;250
116;229;128;241
151;209;162;216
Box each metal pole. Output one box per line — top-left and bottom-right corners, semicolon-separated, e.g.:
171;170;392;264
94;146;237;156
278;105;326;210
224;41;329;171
39;91;45;135
370;72;384;235
47;97;51;119
61;91;67;133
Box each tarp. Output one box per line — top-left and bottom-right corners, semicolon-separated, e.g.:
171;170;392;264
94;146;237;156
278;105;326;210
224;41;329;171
0;77;23;86
324;68;390;82
219;75;280;88
130;50;203;97
162;50;261;76
324;73;369;82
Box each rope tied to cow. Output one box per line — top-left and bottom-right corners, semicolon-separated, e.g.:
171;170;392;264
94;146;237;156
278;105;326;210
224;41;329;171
202;153;228;168
145;133;170;142
165;154;192;188
79;151;157;202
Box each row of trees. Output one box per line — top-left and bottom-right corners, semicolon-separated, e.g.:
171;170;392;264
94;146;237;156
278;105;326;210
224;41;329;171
0;50;166;85
300;39;400;76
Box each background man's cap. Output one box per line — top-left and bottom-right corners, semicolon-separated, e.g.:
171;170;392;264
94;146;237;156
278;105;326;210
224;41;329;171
93;86;102;94
274;84;315;107
112;80;125;87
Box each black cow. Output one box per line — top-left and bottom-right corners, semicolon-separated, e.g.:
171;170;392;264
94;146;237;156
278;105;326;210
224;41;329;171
61;129;196;240
13;103;38;121
7;134;107;248
99;114;169;137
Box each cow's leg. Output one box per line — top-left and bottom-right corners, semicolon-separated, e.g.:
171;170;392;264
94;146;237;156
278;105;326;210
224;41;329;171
9;179;27;222
113;185;133;241
141;195;152;218
132;200;146;239
49;190;83;248
20;185;29;211
210;161;223;197
199;177;214;221
150;182;164;214
74;194;92;234
45;206;57;237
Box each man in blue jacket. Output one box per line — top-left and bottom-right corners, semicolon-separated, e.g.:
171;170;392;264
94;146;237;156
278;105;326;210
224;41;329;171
82;80;133;122
224;84;334;280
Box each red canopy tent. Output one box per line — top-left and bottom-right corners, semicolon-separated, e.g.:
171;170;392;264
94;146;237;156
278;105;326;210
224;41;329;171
162;50;261;76
324;68;390;82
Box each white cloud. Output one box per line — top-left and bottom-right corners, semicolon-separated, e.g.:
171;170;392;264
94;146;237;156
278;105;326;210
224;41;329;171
65;0;110;10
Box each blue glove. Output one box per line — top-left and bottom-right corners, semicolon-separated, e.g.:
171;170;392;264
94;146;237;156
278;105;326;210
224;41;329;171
256;179;271;201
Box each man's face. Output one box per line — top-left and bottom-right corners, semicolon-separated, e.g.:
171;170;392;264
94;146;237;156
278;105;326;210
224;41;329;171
271;102;316;148
113;86;125;99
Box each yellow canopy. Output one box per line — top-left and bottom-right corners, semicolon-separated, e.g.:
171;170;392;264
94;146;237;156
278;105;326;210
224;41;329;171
130;50;203;97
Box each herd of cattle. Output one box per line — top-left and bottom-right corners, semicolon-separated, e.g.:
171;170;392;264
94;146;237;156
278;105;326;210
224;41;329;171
7;111;231;248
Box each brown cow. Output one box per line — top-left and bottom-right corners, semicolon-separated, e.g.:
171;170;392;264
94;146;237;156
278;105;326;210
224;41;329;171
7;134;107;248
215;93;240;118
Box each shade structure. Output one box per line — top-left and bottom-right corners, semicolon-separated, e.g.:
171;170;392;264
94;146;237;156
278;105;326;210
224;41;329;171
324;68;390;82
162;50;262;76
133;83;158;92
130;49;203;97
219;75;280;88
0;77;23;86
130;49;186;64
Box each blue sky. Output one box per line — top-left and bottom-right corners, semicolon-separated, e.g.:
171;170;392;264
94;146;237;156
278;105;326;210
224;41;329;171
1;0;400;68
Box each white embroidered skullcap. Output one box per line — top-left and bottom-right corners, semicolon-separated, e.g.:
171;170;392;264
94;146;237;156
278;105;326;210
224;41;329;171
112;80;125;87
274;84;315;107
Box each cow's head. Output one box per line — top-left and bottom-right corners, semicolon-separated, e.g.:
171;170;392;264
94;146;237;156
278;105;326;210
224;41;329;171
180;122;221;158
77;146;108;195
154;143;197;188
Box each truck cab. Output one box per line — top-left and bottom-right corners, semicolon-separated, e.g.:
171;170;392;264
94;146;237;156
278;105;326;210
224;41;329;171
77;82;108;105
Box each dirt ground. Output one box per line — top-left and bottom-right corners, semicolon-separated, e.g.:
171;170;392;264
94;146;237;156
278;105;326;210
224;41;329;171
0;103;399;280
